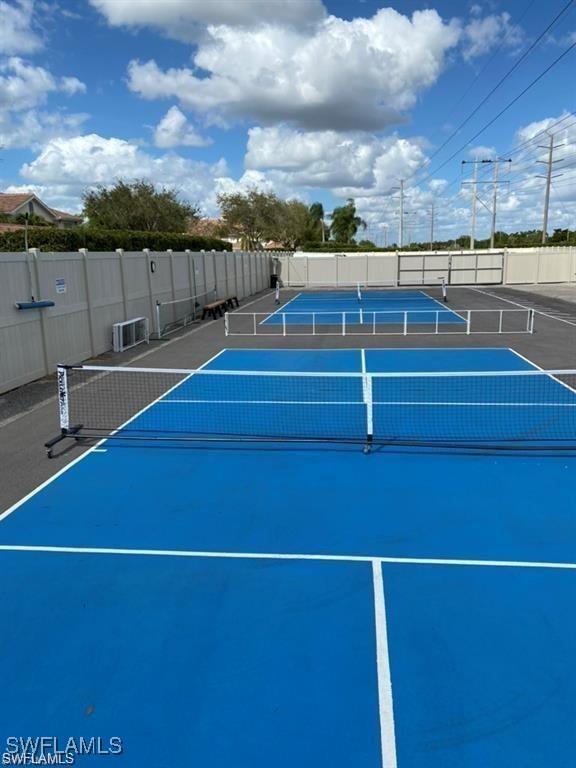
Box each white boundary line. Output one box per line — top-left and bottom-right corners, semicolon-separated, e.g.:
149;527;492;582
467;286;576;328
419;289;468;322
372;562;397;768
507;347;576;396
259;292;302;325
0;349;228;524
1;543;576;570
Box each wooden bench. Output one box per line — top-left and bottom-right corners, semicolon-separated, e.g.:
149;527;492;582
202;299;228;320
201;296;240;320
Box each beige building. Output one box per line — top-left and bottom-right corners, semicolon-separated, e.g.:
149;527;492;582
0;193;83;229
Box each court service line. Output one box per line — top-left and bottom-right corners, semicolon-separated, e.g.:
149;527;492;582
372;562;398;768
0;349;229;525
467;286;576;328
2;544;576;571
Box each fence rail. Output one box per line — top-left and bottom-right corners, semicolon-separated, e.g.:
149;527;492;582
225;309;535;337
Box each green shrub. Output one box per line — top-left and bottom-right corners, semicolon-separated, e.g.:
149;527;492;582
0;226;232;252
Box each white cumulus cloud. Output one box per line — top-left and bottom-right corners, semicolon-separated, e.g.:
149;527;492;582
246;126;426;193
0;0;42;55
462;12;523;60
0;57;87;112
153;106;211;148
128;8;460;131
89;0;326;41
18;133;230;215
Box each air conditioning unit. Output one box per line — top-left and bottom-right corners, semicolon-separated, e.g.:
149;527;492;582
112;317;149;352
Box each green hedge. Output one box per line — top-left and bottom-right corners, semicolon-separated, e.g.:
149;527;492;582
0;226;232;252
299;242;393;252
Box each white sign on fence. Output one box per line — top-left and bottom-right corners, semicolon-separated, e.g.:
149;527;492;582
55;277;67;294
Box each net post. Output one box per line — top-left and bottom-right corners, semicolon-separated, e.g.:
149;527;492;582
403;311;408;336
372;312;376;335
342;312;346;336
360;306;363;324
528;308;535;333
466;310;471;335
363;373;373;454
57;365;69;432
498;309;503;334
224;311;229;336
155;300;162;339
282;313;286;337
312;312;316;336
253;313;257;335
435;310;439;334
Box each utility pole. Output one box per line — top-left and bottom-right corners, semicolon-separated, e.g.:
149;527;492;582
463;158;511;249
537;133;564;244
490;158;512;249
429;202;435;250
398;180;404;248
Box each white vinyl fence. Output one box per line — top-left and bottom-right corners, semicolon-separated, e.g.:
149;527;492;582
0;248;280;395
275;247;576;288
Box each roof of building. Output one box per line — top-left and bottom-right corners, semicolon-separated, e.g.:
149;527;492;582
0;193;82;221
0;193;33;214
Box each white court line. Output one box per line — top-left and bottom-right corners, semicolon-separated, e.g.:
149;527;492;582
0;348;229;525
419;289;467;322
372;562;398;768
1;544;576;571
259;292;302;325
507;347;576;397
467;286;576;328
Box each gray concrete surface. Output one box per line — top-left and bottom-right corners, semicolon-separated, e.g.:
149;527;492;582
1;283;575;516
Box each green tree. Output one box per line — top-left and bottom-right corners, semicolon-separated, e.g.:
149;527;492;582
309;202;326;242
329;199;366;243
217;189;283;249
83;180;198;232
276;200;314;249
357;239;376;249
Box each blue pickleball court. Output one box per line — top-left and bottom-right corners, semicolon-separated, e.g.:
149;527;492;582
262;288;465;327
1;347;576;767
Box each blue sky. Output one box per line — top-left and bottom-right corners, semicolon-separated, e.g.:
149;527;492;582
1;0;575;243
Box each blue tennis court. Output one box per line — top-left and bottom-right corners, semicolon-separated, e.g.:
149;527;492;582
1;347;576;767
263;289;465;326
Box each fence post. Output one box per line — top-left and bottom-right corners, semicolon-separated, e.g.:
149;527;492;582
168;249;177;304
79;248;96;357
117;248;129;320
30;248;51;375
144;248;156;329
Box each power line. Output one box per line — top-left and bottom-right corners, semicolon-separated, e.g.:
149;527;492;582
416;40;576;183
413;0;574;182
